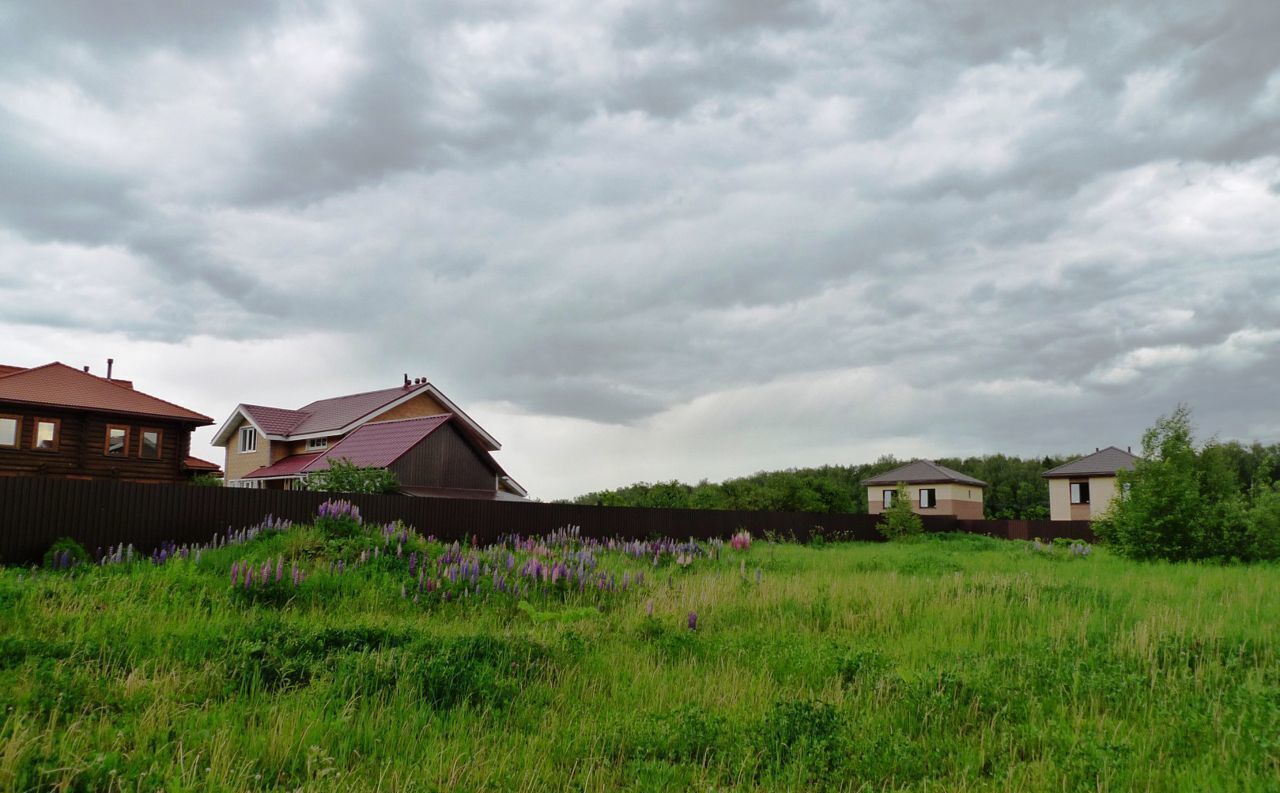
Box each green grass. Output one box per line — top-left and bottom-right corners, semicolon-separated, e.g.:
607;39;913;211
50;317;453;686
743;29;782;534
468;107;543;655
2;527;1278;792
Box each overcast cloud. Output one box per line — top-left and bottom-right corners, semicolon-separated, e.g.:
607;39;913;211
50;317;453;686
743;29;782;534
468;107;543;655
2;0;1278;498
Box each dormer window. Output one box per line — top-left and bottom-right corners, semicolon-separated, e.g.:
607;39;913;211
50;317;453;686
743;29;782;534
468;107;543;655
239;426;257;453
307;437;328;451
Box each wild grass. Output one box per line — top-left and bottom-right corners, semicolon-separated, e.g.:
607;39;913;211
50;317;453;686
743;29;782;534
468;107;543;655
1;527;1278;791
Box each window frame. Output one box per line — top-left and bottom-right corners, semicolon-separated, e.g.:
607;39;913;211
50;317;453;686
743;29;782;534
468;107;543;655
0;414;20;449
33;418;60;452
919;488;937;509
104;424;131;457
239;426;257;454
882;489;895;509
1070;481;1091;505
139;427;163;460
306;437;328;451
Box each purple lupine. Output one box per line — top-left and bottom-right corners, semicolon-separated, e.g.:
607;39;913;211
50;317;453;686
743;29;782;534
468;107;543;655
409;552;417;575
687;611;698;631
231;562;240;587
292;562;300;587
244;568;253;588
275;557;284;583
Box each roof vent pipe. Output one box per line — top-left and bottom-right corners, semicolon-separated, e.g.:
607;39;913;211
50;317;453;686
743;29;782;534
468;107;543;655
83;366;90;373
404;373;410;389
107;358;114;380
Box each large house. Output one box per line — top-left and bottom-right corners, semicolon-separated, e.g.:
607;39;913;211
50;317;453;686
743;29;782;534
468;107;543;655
212;375;526;499
862;460;987;519
1043;446;1140;521
0;361;219;483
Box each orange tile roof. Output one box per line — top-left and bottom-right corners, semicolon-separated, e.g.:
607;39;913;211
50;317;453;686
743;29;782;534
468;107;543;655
183;456;223;472
0;362;212;424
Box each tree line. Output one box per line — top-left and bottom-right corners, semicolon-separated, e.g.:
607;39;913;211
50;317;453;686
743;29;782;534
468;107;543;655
564;440;1280;521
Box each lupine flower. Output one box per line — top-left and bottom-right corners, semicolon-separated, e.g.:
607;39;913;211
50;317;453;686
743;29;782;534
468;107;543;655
231;562;240;587
687;611;698;631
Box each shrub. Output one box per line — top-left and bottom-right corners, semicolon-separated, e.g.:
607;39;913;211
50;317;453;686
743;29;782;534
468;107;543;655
42;538;90;571
880;483;923;540
1096;406;1276;561
302;458;399;494
314;499;363;539
189;474;224;487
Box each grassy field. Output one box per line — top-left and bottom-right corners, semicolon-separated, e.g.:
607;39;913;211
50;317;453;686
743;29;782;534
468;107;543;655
1;515;1278;792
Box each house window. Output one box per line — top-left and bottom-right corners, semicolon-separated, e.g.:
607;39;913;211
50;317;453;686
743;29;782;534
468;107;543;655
228;479;261;489
306;437;328;451
239;426;257;453
0;416;19;448
105;425;130;456
1070;481;1091;505
140;428;162;459
882;489;894;509
919;488;937;509
34;419;60;451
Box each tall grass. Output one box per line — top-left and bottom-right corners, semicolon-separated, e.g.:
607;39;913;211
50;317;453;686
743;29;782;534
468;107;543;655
1;529;1277;791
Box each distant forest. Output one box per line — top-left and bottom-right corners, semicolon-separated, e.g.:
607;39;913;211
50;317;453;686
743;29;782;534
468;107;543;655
563;442;1280;520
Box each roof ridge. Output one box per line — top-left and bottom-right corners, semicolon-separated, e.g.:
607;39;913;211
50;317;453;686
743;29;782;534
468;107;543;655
298;382;422;409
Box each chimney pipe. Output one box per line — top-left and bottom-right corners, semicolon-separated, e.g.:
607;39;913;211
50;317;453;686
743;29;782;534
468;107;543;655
404;373;410;389
107;358;114;380
83;366;90;373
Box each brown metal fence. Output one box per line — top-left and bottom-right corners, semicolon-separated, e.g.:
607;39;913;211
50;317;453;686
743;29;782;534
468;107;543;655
0;477;1094;564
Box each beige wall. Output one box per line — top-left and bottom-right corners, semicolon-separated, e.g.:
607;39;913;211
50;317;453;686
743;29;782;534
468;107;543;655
374;393;450;422
222;417;276;482
1048;475;1120;521
867;483;984;518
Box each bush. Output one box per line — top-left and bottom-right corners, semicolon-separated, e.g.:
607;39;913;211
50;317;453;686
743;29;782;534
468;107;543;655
302;457;399;494
42;538;90;571
880;483;923;540
1096;406;1278;562
189;474;224;487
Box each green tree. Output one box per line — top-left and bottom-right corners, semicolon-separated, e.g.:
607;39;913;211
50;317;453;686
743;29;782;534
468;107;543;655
879;483;923;540
301;458;400;494
1095;406;1267;561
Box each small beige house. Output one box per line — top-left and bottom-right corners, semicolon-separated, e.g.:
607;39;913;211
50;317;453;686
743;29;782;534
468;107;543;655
1043;446;1140;521
862;460;987;519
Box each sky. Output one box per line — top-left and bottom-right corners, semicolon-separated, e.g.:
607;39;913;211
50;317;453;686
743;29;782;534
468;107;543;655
1;0;1278;500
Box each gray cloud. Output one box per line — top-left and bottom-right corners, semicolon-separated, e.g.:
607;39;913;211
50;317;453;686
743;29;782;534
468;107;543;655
0;0;1278;496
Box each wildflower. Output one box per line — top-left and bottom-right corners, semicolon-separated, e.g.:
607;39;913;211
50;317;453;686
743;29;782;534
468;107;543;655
230;562;240;587
275;557;284;582
687;611;698;631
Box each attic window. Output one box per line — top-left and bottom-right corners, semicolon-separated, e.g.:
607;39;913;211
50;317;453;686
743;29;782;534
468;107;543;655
0;416;18;448
105;425;130;456
239;426;257;453
140;428;162;459
306;437;328;451
35;419;59;451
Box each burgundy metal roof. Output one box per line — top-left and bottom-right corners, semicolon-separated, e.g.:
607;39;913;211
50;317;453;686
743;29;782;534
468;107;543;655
0;362;212;424
243;452;326;479
1042;447;1140;478
302;415;452;472
861;459;988;487
290;386;417;436
240;404;310;435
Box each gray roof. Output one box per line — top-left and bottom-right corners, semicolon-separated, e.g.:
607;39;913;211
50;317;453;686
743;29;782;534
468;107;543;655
1042;446;1141;478
861;459;987;487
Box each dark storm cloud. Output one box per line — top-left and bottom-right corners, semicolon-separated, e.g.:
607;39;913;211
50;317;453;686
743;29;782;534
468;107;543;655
1;0;1278;495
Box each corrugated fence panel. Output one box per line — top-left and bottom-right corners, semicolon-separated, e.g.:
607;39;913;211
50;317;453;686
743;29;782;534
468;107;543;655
0;477;1096;564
